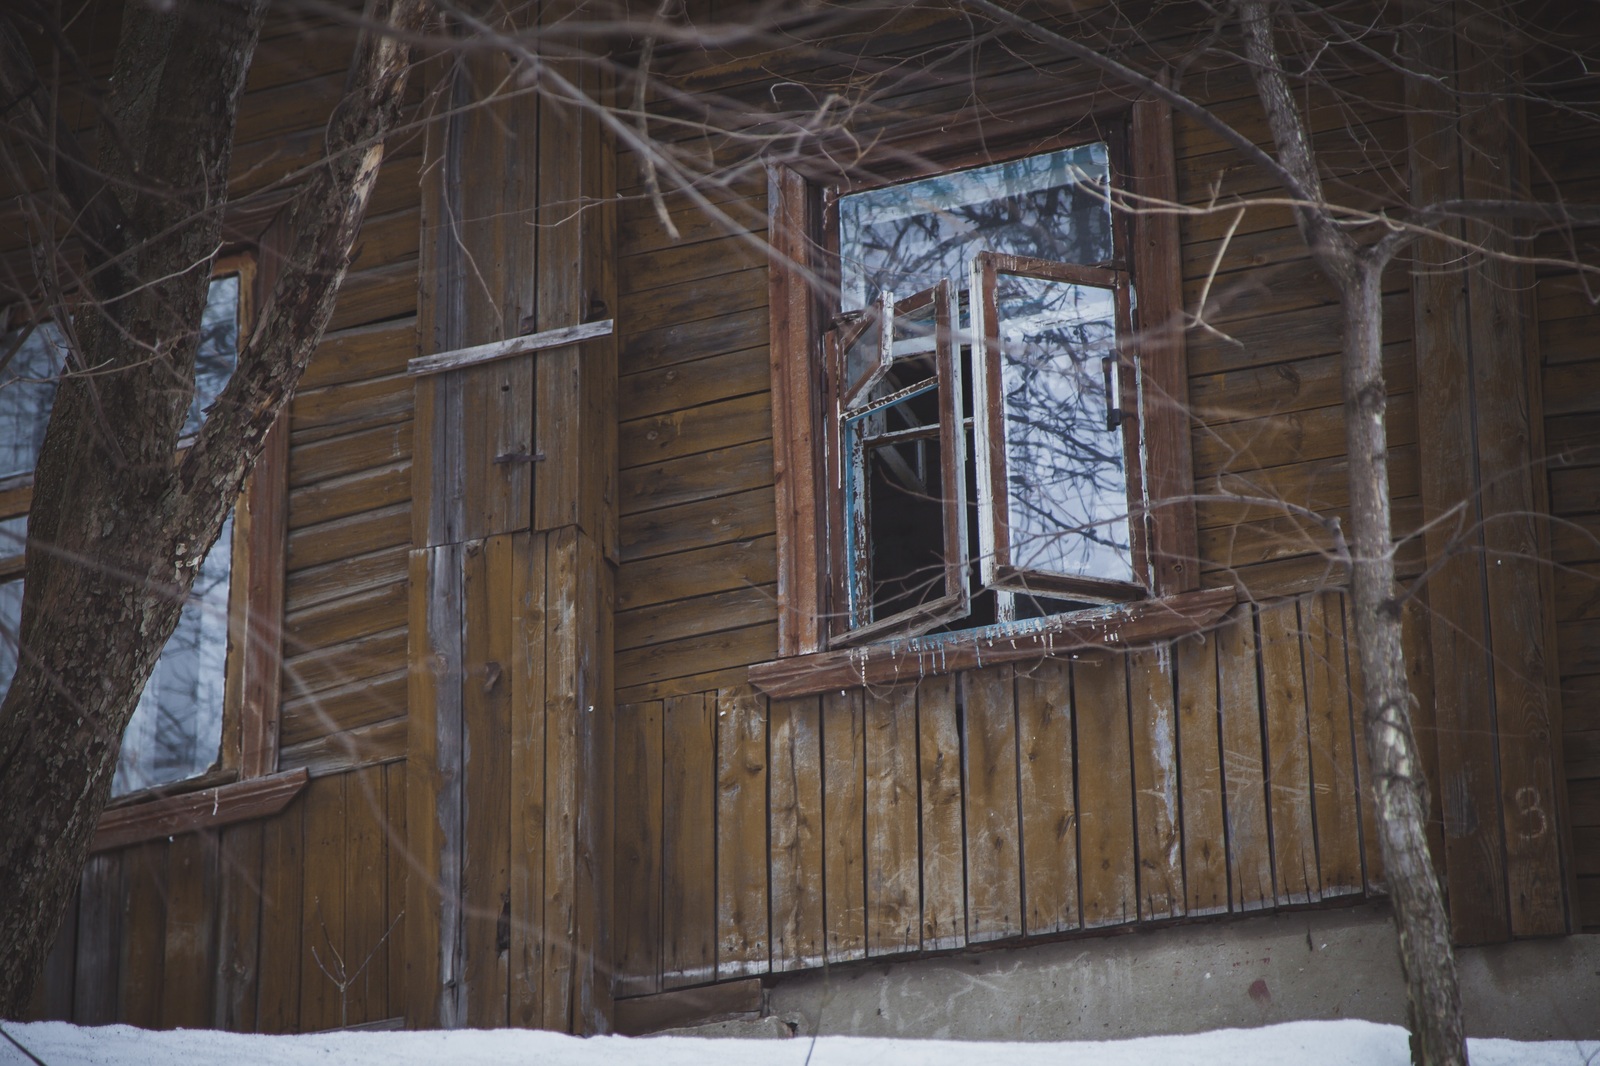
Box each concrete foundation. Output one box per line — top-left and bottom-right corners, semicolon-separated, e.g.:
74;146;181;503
671;904;1600;1042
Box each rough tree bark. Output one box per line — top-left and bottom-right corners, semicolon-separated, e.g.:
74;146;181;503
0;0;430;1015
1237;3;1466;1063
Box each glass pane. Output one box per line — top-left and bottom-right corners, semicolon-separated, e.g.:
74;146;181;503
0;322;67;481
0;576;20;699
185;275;240;437
113;514;233;795
995;273;1131;583
843;309;883;401
838;143;1113;312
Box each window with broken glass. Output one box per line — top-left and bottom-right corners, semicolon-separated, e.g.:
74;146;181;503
0;271;263;796
822;140;1153;644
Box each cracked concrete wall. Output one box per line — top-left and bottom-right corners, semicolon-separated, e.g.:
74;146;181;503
672;905;1599;1042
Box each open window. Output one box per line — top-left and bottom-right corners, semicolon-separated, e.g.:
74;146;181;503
0;258;291;809
763;99;1204;670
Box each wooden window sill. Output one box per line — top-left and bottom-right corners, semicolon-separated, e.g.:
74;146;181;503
747;586;1238;699
90;767;309;853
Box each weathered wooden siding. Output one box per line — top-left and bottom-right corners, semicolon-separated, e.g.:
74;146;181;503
609;3;1579;1006
611;593;1386;991
1530;51;1600;931
22;11;422;1028
27;768;409;1031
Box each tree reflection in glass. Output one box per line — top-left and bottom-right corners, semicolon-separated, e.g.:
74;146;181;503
993;274;1130;582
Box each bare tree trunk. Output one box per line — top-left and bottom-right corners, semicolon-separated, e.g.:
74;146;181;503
1236;3;1466;1063
1342;258;1467;1066
0;0;429;1015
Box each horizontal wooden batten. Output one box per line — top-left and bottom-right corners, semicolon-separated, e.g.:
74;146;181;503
406;319;614;376
748;588;1238;699
91;769;310;854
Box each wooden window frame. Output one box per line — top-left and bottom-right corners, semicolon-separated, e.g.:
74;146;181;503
754;94;1219;694
0;254;303;850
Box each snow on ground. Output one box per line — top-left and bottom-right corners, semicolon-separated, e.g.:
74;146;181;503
1;1020;1595;1066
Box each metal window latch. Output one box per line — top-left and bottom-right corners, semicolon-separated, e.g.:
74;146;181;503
494;451;546;464
1102;355;1125;431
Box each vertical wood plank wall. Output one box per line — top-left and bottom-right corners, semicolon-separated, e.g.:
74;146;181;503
404;0;617;1036
611;595;1382;993
1529;15;1600;931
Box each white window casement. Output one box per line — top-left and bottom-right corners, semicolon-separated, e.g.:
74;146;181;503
0;258;302;825
755;99;1231;695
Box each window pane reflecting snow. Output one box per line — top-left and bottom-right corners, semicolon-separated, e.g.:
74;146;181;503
839;143;1112;313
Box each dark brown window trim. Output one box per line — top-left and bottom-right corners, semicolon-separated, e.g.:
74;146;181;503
748;586;1236;699
90;766;308;853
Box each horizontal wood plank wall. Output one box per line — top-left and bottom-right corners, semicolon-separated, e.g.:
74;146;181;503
609;592;1385;996
1529;32;1600;931
23;14;422;1032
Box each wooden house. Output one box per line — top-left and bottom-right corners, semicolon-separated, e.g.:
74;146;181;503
6;0;1598;1037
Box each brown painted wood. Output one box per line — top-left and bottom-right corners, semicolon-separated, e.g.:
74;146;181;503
617;536;777;614
91;769;309;853
864;682;921;956
1128;645;1184;921
212;822;264;1031
1405;15;1513;946
620;487;776;565
766;166;823;655
73;853;122;1026
1458;24;1569;937
116;842;166;1029
1257;598;1319;906
384;762;409;1021
240;416;289;779
1301;592;1364;898
342;765;391;1027
716;686;770;978
822;688;867;961
661;692;717;989
1130;93;1199;596
277;718;409;778
1175;630;1229;916
509;529;548;1027
614;701;664;998
750;588;1237;698
768;695;826;971
256;799;303;1033
462;537;512;1026
1074;653;1136;928
619;440;774;519
1217;604;1273;912
299;775;346;1032
917;675;967;951
618;346;771;422
162;832;219;1029
1016;659;1080;935
962;666;1024;942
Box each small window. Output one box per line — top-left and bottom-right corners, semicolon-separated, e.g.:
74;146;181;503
0;265;283;797
821;141;1149;642
766;105;1198;659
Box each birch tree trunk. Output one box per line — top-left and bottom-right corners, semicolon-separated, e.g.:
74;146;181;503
0;0;429;1015
1238;3;1466;1062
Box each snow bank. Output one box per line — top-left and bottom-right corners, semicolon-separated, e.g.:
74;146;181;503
1;1018;1594;1066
